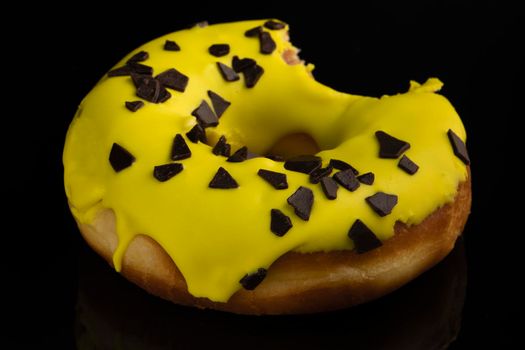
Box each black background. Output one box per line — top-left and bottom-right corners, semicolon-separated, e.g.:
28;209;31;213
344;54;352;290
5;1;522;348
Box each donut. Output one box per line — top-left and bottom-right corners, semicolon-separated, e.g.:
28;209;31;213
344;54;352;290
63;19;472;314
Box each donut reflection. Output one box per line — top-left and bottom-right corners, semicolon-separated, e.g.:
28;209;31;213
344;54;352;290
75;238;466;350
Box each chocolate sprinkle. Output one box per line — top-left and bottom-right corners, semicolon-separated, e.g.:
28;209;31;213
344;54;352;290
270;209;293;236
366;192;398;217
153;163;183;182
309;166;333;184
333;169;360;192
245;26;263;37
329;159;359;175
164;40;180;51
284;155;322;174
157;88;172;103
127;62;154;75
287;186;314;221
348;219;383;254
192;100;218;127
209;167;239;189
227;146;248;162
257;169;288;190
240;268;267;290
186;124;207;144
357;172;375;185
217;62;240;82
127;50;149;63
107;66;131;77
212;135;231;157
232;56;256;72
264;20;286;30
109;143;135;172
375;131;410;159
130;73;151;88
207;90;231;118
125;100;144;112
447;129;470;165
208;44;230;57
259;32;276;54
156;68;189;92
171;134;192;160
265;154;285;162
320;176;338;200
243;64;264;88
136;77;161;103
398;155;419;175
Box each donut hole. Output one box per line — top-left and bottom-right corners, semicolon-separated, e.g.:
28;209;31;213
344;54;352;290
266;132;320;159
204;130;320;160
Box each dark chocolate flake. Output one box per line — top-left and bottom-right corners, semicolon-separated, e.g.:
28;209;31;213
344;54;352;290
270;209;293;237
259;31;276;54
208;44;230;57
125;100;144;112
287;186;314;221
227;146;248;162
232;56;256;72
398;155;419;175
127;62;153;75
284;155;322;174
209;167;239;189
265;154;285;162
320;176;338;200
191;100;218;127
245;26;263;37
329;159;359;175
348;219;383;254
257;169;288;190
212;135;231;157
136;77;161;103
366;192;398;217
207;90;231;117
157;87;172;103
264;20;286;30
107;66;131;77
447;129;470;165
217;62;240;82
171;134;192;160
156;68;189;92
333;169;360;191
243;64;264;88
375;131;410;159
127;50;149;63
357;172;375;185
186;124;207;143
109;143;135;172
240;268;267;290
153;163;183;182
164;40;181;51
309;166;333;184
130;72;151;88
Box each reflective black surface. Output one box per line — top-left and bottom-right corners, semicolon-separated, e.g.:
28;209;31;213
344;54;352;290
74;239;466;350
6;2;521;348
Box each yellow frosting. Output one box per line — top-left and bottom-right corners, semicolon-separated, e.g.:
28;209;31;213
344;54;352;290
63;20;468;302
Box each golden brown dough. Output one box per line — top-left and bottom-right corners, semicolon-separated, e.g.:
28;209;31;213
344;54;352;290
77;173;470;315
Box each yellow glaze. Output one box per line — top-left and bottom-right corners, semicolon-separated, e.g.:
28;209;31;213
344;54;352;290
63;20;468;302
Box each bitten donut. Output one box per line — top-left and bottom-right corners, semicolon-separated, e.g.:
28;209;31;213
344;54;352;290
64;19;472;314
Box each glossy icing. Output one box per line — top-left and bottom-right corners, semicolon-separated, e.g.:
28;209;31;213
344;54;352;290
63;20;468;302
